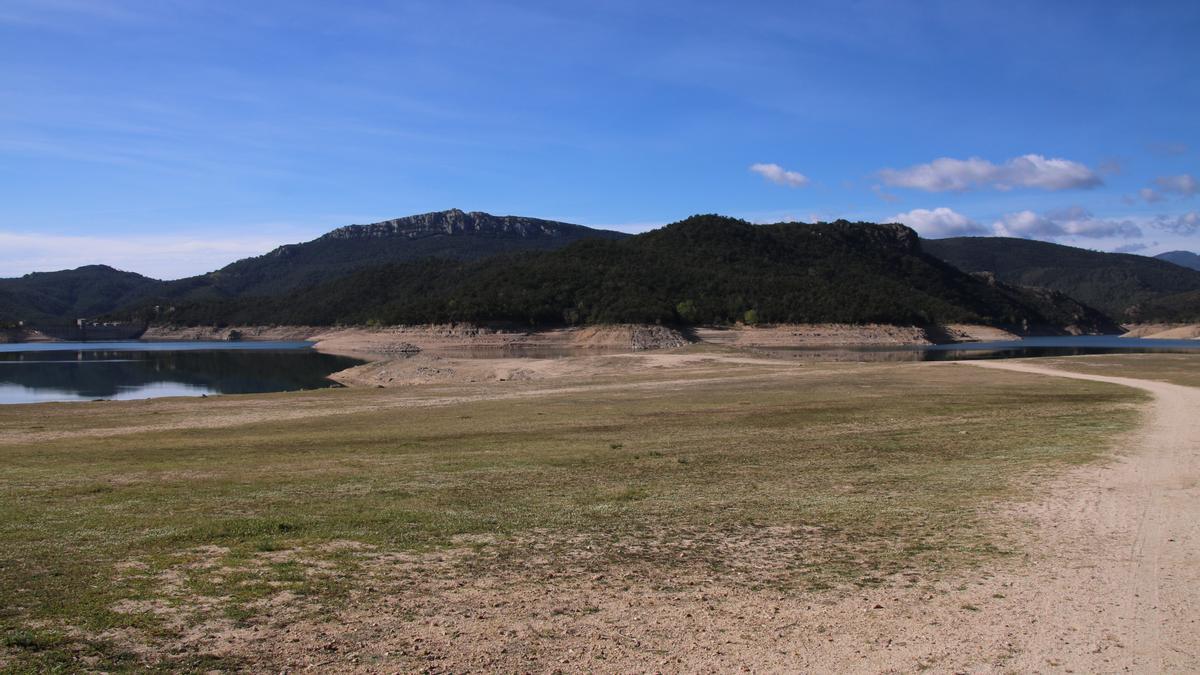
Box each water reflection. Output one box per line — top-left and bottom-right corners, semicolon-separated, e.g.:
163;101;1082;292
753;336;1200;362
0;345;363;404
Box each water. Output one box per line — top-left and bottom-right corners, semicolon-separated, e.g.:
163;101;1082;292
754;335;1200;362
0;341;364;404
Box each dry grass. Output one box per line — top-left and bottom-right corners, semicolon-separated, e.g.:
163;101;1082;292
0;359;1143;671
1036;352;1200;388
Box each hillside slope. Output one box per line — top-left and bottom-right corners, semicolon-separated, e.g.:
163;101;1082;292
1156;250;1200;272
0;210;628;323
924;237;1200;320
152;215;1117;334
168;209;629;300
0;265;162;325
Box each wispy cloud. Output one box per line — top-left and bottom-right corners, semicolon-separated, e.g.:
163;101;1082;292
993;206;1141;239
749;162;810;187
879;154;1101;192
887;207;989;237
1150;211;1200;236
1136;174;1197;204
1155;173;1198;197
0;231;297;280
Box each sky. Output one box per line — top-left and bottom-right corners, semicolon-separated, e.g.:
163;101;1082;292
1;0;1198;279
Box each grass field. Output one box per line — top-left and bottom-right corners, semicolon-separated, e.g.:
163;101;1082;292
1039;352;1200;388
0;358;1144;671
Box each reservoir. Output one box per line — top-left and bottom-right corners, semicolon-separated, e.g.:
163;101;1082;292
1;335;1197;404
0;341;364;404
754;335;1200;362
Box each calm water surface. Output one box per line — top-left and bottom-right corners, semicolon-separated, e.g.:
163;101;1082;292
0;341;364;404
755;335;1200;362
3;336;1197;404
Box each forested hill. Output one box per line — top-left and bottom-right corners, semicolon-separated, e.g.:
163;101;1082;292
0;210;628;324
923;237;1200;320
1156;250;1200;272
171;208;629;300
0;265;161;325
147;215;1116;334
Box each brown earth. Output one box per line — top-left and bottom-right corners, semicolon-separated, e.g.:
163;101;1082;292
88;359;1199;673
138;322;1020;356
1122;323;1200;339
284;361;1200;672
310;324;689;358
139;324;327;341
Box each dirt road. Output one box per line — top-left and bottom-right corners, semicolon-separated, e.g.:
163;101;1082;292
209;360;1200;672
967;360;1200;672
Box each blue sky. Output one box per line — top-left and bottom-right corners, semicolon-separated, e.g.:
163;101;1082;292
1;0;1197;278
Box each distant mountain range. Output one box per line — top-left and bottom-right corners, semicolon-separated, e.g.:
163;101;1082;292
1156;250;1200;272
923;238;1200;321
1;209;1196;332
116;214;1115;334
0;210;626;325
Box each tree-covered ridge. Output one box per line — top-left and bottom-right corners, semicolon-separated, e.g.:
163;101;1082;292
924;237;1200;320
146;215;1116;333
0;210;630;323
1130;289;1200;323
173;209;629;300
0;265;161;325
1156;251;1200;272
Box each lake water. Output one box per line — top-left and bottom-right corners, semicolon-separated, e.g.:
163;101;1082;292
755;335;1200;362
2;335;1197;404
0;341;364;404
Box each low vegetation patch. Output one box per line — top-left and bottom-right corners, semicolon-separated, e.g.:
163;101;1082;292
0;361;1142;670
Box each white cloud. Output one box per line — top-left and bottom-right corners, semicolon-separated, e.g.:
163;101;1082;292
0;231;294;280
993;206;1141;240
1154;174;1198;197
887;207;989;237
879;154;1101;192
1150;211;1200;235
749;162;810;188
1140;187;1165;203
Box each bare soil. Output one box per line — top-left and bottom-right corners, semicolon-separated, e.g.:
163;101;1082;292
1122;323;1200;339
286;360;1200;672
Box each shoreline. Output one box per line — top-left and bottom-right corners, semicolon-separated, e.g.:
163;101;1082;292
2;321;1130;360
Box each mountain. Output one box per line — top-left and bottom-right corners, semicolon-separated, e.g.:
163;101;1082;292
151;215;1118;334
0;265;162;326
1156;250;1200;272
0;210;629;323
170;209;629;300
1131;289;1200;323
923;237;1200;321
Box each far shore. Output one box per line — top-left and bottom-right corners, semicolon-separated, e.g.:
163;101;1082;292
8;321;1195;358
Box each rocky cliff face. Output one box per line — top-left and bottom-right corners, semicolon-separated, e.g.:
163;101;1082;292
320;209;591;241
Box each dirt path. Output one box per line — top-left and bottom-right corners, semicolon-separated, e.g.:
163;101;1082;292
182;361;1200;672
967;360;1200;672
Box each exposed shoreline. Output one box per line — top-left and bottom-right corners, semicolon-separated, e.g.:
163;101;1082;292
133;321;1032;354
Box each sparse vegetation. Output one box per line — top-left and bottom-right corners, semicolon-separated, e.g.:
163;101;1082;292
0;358;1142;670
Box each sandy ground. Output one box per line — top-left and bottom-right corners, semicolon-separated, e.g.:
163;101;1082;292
298;360;1198;672
690;323;1020;348
138;322;1024;357
308;359;1192;673
311;324;689;358
73;358;1194;673
1122;323;1200;339
943;360;1200;673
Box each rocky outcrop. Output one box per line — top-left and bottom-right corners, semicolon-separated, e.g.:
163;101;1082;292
319;209;613;242
141;325;327;341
